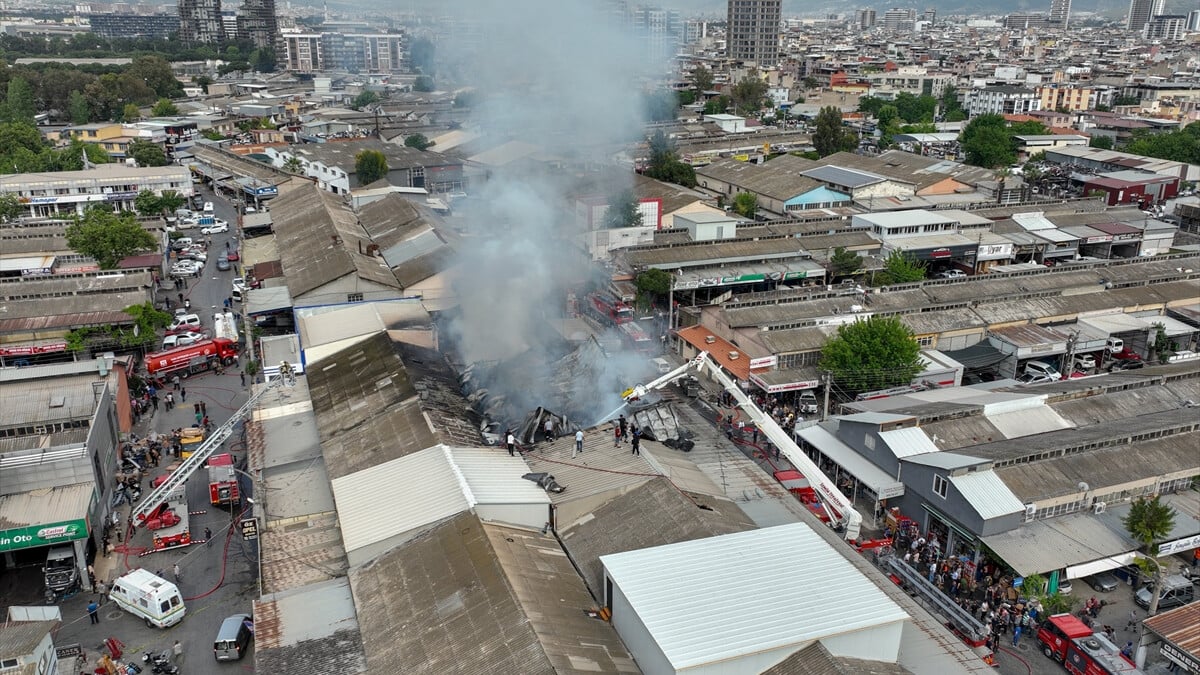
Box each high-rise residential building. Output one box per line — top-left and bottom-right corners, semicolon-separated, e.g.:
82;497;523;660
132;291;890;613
631;6;682;66
1126;0;1165;32
881;7;916;31
178;0;223;44
1049;0;1071;29
726;0;781;67
280;32;322;72
220;8;238;39
1143;14;1186;41
280;31;404;73
683;19;708;44
855;9;876;29
922;7;936;23
1185;9;1199;31
236;0;278;50
89;12;178;38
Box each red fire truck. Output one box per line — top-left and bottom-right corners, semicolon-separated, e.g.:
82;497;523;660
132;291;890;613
145;475;191;551
586;293;635;325
146;338;239;378
1037;614;1142;675
207;453;239;506
618;321;655;354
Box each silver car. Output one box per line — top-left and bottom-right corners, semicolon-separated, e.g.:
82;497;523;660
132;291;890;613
1086;571;1120;592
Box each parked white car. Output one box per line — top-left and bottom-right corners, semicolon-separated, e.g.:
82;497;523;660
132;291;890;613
1072;354;1097;371
162;331;206;349
201;222;229;234
1023;360;1063;381
203;201;214;213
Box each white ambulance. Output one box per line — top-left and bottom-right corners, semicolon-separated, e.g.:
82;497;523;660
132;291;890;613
109;568;186;628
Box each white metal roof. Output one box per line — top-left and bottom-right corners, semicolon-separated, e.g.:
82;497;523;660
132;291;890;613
1079;313;1150;335
986;405;1073;439
795;425;905;498
981;510;1138;577
948;471;1024;520
1011;212;1056;231
599;523;908;670
447;448;552;506
878;427;940;459
330;446;472;553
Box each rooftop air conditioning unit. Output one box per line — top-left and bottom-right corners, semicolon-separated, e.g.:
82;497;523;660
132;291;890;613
1024;503;1036;520
728;351;739;360
1093;502;1106;514
705;336;716;344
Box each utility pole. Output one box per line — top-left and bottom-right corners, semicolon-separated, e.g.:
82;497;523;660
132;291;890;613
1063;330;1078;376
821;371;832;421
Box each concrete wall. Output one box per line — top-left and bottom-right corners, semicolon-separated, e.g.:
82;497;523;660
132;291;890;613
295;275;404;309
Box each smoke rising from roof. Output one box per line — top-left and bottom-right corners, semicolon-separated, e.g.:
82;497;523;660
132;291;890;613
438;1;666;426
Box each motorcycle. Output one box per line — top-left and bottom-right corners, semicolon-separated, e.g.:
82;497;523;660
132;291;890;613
141;651;178;674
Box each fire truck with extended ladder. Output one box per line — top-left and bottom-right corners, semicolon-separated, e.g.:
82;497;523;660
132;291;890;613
621;352;1000;667
207;453;239;506
584;292;635;326
132;370;288;550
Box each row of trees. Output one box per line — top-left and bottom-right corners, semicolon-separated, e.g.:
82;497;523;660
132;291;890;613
1124;122;1200;165
958;114;1049;169
0;56;183;124
0;120;173;173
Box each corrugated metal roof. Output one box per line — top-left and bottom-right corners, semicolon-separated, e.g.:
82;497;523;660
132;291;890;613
981;511;1138;576
448;448;551;506
254;577;366;675
903;452;986;471
1143;601;1200;661
796;424;905;496
0;482;93;530
245;286;293;315
330;446;471;553
0;374;102;426
0;621;59;658
948;470;1024;520
803;165;889;189
986;405;1073;439
878;427;940;458
600;523;908;670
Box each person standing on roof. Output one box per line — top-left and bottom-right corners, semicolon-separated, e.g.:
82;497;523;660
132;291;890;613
618;415;628;443
506;430;516;457
573;429;583;459
543;417;555;442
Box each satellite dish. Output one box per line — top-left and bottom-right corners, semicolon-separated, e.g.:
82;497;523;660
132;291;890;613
1077;482;1089;492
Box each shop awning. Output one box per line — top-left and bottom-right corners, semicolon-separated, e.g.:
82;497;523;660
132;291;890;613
940;343;1007;370
0;482;93;553
245;286;293;316
794;425;904;499
748;366;821;393
981;511;1139;577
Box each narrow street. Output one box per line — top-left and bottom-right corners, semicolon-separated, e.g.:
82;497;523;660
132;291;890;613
54;185;256;675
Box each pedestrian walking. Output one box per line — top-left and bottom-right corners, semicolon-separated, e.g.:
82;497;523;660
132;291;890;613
544;417;555;442
1126;610;1138;631
195;411;203;426
178;292;184;304
87;599;100;624
204;527;212;547
173;563;181;583
613;425;621;447
200;401;207;416
618;414;628;442
573;429;583;459
240;371;246;386
172;375;180;391
180;387;187;402
172;640;184;666
506;430;516;457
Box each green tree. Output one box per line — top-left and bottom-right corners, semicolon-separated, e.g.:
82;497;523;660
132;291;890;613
0;194;22;222
635;268;672;296
409;37;436;75
249;47;276;73
939;85;966;122
820;316;923;392
960;114;1016;169
404;133;434;151
127;139;168;167
644;90;679;122
703;95;731;115
64;206;157;269
194;75;213;94
1009;120;1048;136
68;90;90;124
643;130;697;188
731;75;769;113
876;104;901;147
1124;495;1176;557
813;106;855;157
126;55;183;99
53;138;110;170
413;76;435;93
1125;123;1200;164
691;65;714;93
122;103;142;122
123;301;173;340
453;90;477;108
732;192;758;218
352;90;380;110
1089;135;1114;149
151;98;179;117
829;247;863;277
893;92;937;124
282;156;304;173
603;190;644;229
355;149;389;185
158;190;184;215
134;189;162;217
876;250;927;285
1113;94;1140;107
6;76;37;124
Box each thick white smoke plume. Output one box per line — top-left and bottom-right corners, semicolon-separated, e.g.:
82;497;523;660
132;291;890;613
438;0;667;425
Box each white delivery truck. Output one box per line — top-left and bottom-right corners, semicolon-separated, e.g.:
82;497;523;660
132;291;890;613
109;568;186;628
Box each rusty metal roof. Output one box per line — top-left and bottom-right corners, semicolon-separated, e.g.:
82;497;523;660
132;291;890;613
1142;600;1200;664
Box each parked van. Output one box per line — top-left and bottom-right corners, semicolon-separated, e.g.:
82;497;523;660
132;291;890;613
169;314;201;331
1135;574;1195;610
109;568;186;628
652;357;671;374
213;613;253;661
1023;360;1062;381
230;287;243;303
